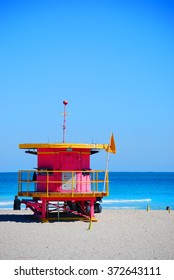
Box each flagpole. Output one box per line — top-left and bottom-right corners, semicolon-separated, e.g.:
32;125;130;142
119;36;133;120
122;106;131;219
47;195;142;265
103;133;111;192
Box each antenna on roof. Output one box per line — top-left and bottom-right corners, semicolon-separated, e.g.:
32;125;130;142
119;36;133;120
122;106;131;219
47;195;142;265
62;100;68;143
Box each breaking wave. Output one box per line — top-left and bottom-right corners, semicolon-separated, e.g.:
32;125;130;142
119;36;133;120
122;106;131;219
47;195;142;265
0;201;13;206
103;198;151;204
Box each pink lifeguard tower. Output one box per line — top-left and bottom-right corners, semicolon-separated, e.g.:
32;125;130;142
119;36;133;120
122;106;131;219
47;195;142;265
18;101;116;221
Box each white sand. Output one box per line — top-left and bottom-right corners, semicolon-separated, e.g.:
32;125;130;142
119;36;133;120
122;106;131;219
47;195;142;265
0;209;174;260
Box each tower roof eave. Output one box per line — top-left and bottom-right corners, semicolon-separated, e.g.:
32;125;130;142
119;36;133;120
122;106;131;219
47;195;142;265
19;143;108;151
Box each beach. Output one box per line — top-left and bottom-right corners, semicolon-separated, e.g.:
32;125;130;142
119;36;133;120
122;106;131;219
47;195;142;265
0;209;174;260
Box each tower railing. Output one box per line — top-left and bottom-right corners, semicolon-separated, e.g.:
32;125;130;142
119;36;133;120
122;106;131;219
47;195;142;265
18;169;109;198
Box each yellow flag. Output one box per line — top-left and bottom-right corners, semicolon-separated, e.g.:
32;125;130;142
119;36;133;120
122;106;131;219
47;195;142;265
106;133;116;154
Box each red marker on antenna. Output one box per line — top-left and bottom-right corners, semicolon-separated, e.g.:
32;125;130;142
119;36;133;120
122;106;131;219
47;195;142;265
63;100;68;143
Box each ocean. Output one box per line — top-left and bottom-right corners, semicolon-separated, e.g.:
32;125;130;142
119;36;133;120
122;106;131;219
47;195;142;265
0;172;174;210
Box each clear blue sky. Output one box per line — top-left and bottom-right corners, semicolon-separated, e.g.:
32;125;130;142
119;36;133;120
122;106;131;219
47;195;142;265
0;0;173;172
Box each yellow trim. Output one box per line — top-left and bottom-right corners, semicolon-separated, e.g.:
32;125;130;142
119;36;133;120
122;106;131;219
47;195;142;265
18;191;107;198
19;143;108;150
18;169;109;198
41;217;98;222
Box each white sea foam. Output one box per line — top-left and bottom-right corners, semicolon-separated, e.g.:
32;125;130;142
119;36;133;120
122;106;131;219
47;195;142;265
0;201;13;206
105;206;139;209
103;198;151;204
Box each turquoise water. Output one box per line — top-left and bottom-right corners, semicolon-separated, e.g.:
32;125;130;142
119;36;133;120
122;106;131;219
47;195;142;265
103;172;174;210
0;172;174;210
